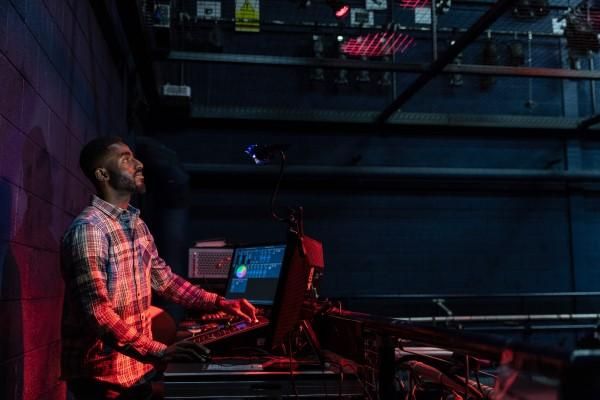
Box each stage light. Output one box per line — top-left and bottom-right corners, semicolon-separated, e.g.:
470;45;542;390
480;38;498;90
310;35;325;81
508;40;525;66
435;0;451;14
335;36;349;86
244;144;289;165
449;53;463;87
564;13;600;60
327;0;350;19
356;56;370;83
378;56;392;87
448;29;463;87
512;0;549;18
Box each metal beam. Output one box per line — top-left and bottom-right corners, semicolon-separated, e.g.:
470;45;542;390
186;106;583;130
115;1;159;107
166;51;600;80
167;51;428;72
376;0;517;124
183;163;600;183
578;114;600;130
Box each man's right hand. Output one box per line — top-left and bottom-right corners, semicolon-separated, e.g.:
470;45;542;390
160;341;211;363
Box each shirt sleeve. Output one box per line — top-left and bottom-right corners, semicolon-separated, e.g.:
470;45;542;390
64;222;167;360
140;223;219;309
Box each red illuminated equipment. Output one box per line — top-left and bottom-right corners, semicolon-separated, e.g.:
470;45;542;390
327;0;350;19
341;31;415;57
400;0;430;8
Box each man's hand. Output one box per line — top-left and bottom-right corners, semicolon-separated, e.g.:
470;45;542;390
217;297;257;323
161;341;211;363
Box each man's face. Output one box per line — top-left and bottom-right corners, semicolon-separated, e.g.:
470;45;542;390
103;143;146;194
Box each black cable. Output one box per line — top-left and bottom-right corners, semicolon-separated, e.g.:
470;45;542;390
288;333;299;398
270;150;287;222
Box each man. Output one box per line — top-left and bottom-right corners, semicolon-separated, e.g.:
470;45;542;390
61;136;257;399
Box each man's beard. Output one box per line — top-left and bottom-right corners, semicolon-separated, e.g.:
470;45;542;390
108;169;146;194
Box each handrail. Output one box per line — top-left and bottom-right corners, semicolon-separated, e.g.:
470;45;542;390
325;308;570;378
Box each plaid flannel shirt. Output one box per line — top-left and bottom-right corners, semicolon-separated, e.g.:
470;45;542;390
61;195;218;388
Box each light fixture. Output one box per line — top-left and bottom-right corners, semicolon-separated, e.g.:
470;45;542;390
244;144;288;166
356;56;370;83
244;144;292;224
449;53;464;87
378;56;392;87
435;0;451;14
480;37;498;90
564;12;600;62
310;35;325;81
327;0;350;19
512;0;549;19
448;29;463;87
507;39;525;66
335;36;349;86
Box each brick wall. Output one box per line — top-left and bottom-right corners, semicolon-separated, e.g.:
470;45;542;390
0;0;127;399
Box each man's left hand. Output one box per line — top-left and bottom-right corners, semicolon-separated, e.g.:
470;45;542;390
218;298;257;323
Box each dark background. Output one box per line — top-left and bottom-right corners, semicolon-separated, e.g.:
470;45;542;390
3;0;600;398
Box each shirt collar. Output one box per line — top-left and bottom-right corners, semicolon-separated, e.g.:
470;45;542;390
91;195;140;220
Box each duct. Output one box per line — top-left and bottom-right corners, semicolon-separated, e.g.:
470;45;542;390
166;51;600;80
183;163;600;183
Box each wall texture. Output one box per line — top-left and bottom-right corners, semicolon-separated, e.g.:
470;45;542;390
0;0;127;398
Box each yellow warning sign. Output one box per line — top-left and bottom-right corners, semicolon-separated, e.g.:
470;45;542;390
235;0;260;32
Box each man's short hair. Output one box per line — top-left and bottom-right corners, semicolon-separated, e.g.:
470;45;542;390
79;136;124;183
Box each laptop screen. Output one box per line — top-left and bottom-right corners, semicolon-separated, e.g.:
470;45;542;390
224;244;287;306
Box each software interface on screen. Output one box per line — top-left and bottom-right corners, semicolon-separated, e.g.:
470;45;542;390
225;244;286;305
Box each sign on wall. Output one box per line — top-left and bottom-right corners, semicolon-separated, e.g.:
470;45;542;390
235;0;260;32
366;0;387;10
197;1;221;19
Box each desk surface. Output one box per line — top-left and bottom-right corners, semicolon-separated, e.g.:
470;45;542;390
164;357;365;399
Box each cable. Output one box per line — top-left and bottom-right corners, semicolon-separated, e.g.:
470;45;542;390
287;334;299;398
270;150;287;222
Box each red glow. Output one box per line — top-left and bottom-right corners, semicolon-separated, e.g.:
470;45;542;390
340;32;415;57
590;10;600;31
335;5;350;18
400;0;430;8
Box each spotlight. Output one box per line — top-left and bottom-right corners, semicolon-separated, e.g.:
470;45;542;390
565;13;600;56
435;0;451;14
310;35;325;81
208;23;224;52
335;36;349;86
508;40;525;66
327;0;350;19
512;0;549;18
356;56;370;83
448;29;463;87
244;144;289;165
378;56;392;87
480;38;498;90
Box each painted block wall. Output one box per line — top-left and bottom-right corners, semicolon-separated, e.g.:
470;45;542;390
0;0;127;399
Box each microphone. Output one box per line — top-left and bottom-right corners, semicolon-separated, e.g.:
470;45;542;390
244;144;289;165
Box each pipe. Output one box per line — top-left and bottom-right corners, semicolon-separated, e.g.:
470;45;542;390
325;308;570;376
339;291;600;299
394;313;600;323
167;51;600;80
183;163;600;183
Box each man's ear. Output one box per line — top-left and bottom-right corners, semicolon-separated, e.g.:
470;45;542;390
94;168;109;182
